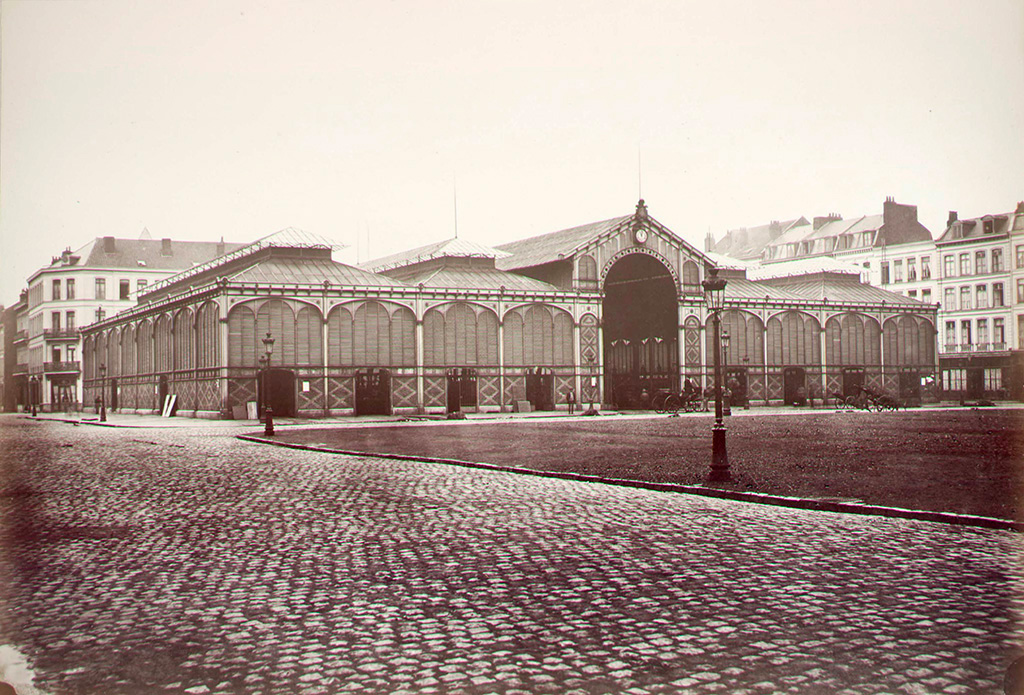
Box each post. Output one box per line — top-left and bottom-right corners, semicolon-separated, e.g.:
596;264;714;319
30;376;37;417
264;406;275;436
722;328;731;417
99;364;107;422
702;266;731;483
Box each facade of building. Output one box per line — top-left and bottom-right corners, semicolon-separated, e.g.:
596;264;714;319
711;197;1024;400
3;294;30;411
79;202;938;419
934;206;1023;400
22;234;242;411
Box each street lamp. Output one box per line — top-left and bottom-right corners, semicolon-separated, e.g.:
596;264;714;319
258;354;268;421
98;363;107;422
701;266;730;483
721;328;731;417
261;332;276;436
30;375;38;417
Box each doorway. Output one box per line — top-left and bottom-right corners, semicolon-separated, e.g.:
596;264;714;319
355;368;391;416
783;367;806;405
898;369;920;406
261;368;297;417
602;253;678;409
525;367;554;411
842;367;865;398
446;368;478;413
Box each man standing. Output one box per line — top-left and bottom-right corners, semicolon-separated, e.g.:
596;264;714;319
566;387;576;415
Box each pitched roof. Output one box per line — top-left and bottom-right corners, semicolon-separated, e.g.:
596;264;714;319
936;213;1013;243
760;275;922;306
362;238;509;273
725;277;808;302
75;237;245;271
225;254;405;288
394;265;560;292
748;256;863;280
494;216;633;270
713;218;807;260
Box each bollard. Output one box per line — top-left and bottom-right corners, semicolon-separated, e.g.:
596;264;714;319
264;406;275;436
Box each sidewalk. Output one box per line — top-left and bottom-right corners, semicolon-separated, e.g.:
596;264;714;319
12;399;1022;430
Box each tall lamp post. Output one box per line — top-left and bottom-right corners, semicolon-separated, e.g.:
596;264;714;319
261;332;276;436
721;328;731;417
702;267;730;482
30;375;38;417
98;363;107;422
258;354;268;420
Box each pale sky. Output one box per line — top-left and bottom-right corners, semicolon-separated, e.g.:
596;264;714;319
2;0;1022;306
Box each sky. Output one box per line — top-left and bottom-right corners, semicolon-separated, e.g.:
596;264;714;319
1;0;1022;306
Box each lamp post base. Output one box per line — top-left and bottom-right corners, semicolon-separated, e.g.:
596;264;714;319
708;423;731;482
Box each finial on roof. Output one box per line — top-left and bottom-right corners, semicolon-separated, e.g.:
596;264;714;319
139;227;152;240
635;199;648;219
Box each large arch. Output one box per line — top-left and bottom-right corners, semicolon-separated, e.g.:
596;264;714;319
602;252;678;408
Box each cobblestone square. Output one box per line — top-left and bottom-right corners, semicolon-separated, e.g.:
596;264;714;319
1;415;1022;694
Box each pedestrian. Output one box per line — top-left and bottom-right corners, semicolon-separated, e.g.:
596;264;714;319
566;387;576;415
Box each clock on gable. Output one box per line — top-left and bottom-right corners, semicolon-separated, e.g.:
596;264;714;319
633;226;649;244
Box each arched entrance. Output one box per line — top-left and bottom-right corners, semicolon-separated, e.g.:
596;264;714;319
603;253;678;409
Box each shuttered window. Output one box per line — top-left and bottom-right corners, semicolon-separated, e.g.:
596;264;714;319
256;300;295;366
825;313;881;366
883;316;935;366
121;326;135;376
174;309;194;370
137;320;153;374
196;302;219;369
425;302;499;366
107;329;120;376
328;306;353;365
503;304;572;366
227;305;255;367
155;315;173;372
712;310;765;365
766;311;820;366
296;306;323;366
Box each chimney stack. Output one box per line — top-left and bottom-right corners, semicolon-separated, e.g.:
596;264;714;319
103;236;116;253
161;238;172;256
947;211;958;228
216;236;226;256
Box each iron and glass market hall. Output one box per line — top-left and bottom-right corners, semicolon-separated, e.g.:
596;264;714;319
80;201;938;418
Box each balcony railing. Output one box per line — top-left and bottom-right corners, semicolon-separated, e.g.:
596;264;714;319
43;360;80;373
12;363;28;375
12;329;27;343
960;343;973;352
43;328;79;340
993;342;1007;351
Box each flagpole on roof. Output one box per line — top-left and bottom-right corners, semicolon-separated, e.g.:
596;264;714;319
453;173;459;240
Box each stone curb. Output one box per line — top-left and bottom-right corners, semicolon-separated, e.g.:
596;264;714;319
236;434;1023;533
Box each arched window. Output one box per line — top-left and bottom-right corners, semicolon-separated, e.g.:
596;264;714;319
107;328;120;377
825;313;881;366
766;311;820;365
711;310;765;366
121;325;135;376
328;301;415;366
578;255;598;291
154;314;173;372
503;304;573;366
256;300;296;366
137;319;153;374
227;304;256;367
883;315;935;366
423;302;498;366
173;309;194;371
196;302;219;369
682;260;700;294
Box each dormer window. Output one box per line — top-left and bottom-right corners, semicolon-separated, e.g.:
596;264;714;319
983;219;995;234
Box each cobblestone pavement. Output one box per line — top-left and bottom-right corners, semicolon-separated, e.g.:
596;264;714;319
1;416;1022;694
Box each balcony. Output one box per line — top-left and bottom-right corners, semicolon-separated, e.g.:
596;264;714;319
43;361;80;374
993;342;1007;351
43;328;80;341
12;329;27;343
959;343;973;353
12;363;28;375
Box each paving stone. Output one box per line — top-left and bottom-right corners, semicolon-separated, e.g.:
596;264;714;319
0;416;1020;694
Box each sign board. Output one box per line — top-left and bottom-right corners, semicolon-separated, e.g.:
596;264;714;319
246;401;258;420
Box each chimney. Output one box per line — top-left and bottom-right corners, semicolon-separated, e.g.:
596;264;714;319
947;211;958;228
103;236;116;253
813;213;841;231
704;230;715;252
216;236;226;256
1015;200;1024;214
161;238;172;256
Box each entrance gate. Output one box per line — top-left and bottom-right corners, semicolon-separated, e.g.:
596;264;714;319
525;367;554;411
842;367;865;398
260;368;297;417
355;368;391;416
783;367;806;405
446;368;478;413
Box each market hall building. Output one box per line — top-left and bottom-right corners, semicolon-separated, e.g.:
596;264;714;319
80;201;939;418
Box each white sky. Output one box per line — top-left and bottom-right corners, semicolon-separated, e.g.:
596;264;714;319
2;0;1022;305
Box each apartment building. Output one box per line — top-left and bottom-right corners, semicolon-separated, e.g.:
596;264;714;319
23;234;241;411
